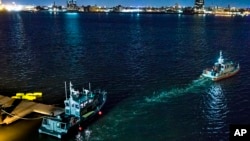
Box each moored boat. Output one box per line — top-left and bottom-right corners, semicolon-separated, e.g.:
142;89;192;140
38;82;107;139
202;51;240;81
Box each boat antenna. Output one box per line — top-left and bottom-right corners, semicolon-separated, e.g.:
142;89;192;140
218;50;224;64
0;105;3;124
69;81;73;95
65;81;68;100
89;82;91;91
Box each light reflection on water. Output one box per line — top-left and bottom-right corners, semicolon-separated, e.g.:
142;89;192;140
202;84;229;137
0;118;41;141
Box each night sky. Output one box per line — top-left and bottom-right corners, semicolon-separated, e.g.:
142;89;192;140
2;0;250;8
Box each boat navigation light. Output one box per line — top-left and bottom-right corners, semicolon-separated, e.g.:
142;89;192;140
98;111;102;115
78;126;83;131
65;81;68;100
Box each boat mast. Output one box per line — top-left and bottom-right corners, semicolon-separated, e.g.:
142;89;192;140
68;81;73;115
0;105;2;124
69;81;73;95
65;81;68;100
218;50;224;64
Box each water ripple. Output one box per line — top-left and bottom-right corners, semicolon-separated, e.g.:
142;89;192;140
200;84;229;140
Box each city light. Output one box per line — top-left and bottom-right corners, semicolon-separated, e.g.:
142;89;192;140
0;0;249;16
0;5;4;11
5;3;23;11
0;1;36;12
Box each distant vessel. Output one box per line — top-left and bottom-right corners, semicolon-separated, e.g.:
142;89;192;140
66;0;79;12
38;82;107;139
202;51;240;81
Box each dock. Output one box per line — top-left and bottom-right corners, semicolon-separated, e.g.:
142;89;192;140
0;95;64;125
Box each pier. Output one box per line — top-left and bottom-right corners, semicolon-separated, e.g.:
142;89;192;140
0;95;64;125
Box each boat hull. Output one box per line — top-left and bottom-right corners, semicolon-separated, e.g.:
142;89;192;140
202;67;240;81
38;109;100;139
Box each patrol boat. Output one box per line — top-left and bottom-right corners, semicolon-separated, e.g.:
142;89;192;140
38;82;107;139
202;51;240;81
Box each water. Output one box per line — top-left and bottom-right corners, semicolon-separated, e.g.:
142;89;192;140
0;12;250;141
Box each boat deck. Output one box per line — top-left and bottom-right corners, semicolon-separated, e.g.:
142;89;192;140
0;95;64;125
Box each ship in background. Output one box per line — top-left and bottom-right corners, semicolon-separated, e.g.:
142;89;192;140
66;0;79;12
193;0;205;14
39;82;107;139
183;0;205;15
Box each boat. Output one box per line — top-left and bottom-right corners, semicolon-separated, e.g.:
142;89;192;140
202;51;240;81
38;82;107;139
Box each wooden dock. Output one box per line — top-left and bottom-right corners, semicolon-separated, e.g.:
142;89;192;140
0;95;64;125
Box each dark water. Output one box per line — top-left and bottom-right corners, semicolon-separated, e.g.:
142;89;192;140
0;12;250;141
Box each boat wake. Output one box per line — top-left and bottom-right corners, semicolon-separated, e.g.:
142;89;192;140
89;77;213;140
145;77;212;103
87;99;150;140
88;77;214;140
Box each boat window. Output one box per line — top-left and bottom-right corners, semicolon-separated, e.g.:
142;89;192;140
75;104;79;109
43;119;48;125
66;109;70;114
64;102;69;106
60;123;66;129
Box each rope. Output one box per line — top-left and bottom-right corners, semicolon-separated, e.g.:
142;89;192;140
1;109;48;120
